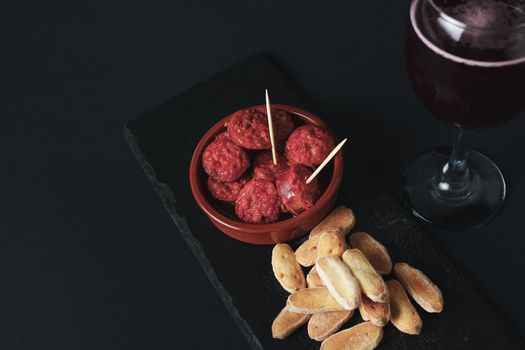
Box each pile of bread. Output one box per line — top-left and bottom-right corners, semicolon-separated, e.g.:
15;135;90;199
271;206;444;349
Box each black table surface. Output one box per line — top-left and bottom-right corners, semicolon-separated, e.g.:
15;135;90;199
3;1;525;349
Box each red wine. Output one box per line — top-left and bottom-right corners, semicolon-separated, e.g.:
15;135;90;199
407;0;525;129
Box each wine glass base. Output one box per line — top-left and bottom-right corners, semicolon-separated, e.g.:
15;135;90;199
402;147;506;230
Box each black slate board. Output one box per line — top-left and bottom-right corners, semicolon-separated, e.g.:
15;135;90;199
124;55;523;349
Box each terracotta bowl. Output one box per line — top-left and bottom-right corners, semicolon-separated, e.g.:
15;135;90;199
189;104;344;245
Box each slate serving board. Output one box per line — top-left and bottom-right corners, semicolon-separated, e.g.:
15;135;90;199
124;55;523;349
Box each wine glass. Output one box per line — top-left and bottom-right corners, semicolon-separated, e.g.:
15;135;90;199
404;0;525;229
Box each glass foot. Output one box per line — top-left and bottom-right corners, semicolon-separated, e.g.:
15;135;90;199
402;147;506;230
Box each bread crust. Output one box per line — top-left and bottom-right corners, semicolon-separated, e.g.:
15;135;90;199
359;295;390;327
395;262;444;313
272;306;310;339
342;249;388;303
316;256;361;310
272;243;306;293
287;288;347;314
386;279;423;335
349;232;392;275
307;310;354;341
320;322;383;350
310;206;355;238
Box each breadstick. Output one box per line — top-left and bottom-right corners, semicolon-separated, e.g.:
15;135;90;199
395;262;444;313
272;243;306;293
272;306;310;339
342;249;388;303
387;279;423;335
316;256;361;310
307;310;353;341
317;231;347;259
359;295;390;327
310;206;355;238
287;287;347;314
320;322;383;350
306;266;325;288
296;237;320;267
349;232;392;275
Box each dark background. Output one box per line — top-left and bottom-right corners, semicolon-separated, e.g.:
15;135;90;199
3;0;525;349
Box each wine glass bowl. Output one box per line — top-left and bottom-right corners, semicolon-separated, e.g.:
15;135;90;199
408;0;525;129
403;0;525;229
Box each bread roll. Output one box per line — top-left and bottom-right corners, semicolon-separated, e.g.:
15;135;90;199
359;295;390;327
306;266;325;288
342;249;388;303
349;232;392;275
386;279;422;335
272;243;306;293
307;310;353;341
296;237;320;267
316;256;361;310
287;288;347;314
320;322;383;350
310;206;355;238
318;231;347;259
395;262;444;313
272;306;310;339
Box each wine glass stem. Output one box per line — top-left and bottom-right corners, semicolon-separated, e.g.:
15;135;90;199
437;128;471;197
449;127;468;173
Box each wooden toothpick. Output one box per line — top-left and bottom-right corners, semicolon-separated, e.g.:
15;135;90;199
265;89;278;165
306;138;347;184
